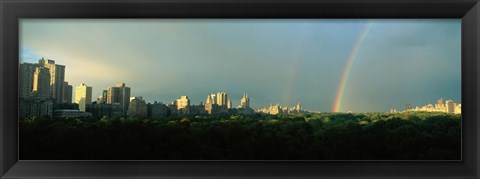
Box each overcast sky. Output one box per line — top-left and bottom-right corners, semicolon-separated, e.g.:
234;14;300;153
20;19;461;112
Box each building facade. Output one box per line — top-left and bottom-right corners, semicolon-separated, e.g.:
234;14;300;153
19;97;54;118
32;66;51;97
39;58;65;104
106;82;131;115
63;82;73;103
147;101;169;119
89;103;123;118
204;93;219;114
19;63;37;97
238;93;250;109
176;96;190;115
128;96;148;117
404;98;461;114
75;83;92;112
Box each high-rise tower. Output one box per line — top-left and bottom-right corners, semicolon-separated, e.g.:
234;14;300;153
75;83;92;112
39;58;65;103
19;63;37;97
63;81;73;103
239;93;250;109
32;67;51;98
106;82;131;115
216;92;228;106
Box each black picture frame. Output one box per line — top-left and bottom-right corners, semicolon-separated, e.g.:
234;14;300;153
1;0;479;178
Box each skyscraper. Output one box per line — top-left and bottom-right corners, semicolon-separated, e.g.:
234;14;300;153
38;58;65;103
106;82;131;115
32;66;51;97
227;99;232;109
216;92;228;106
205;93;219;114
63;81;73;103
19;62;54;118
19;63;37;97
75;83;92;112
239;93;250;109
445;100;455;114
176;96;190;114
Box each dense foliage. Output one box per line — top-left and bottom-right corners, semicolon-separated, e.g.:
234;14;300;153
20;112;461;160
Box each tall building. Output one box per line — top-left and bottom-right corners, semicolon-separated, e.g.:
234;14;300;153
106;82;131;115
75;83;92;112
176;96;190;114
19;62;54;118
445;100;455;114
39;58;65;103
32;66;51;97
437;98;444;106
227;99;232;109
63;81;73;103
454;104;461;114
128;96;148;117
19;63;37;97
216;92;228;106
205;93;219;114
238;93;250;109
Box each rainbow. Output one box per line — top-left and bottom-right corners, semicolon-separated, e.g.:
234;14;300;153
285;30;311;105
332;21;373;112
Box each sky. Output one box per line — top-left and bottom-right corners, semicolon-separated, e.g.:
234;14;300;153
19;19;461;112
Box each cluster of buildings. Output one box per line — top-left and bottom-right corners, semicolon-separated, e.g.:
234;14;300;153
19;58;72;118
256;103;304;115
116;92;255;120
20;58;313;119
19;58;260;119
390;98;461;114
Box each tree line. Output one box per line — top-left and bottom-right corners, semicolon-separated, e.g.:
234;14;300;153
20;111;461;160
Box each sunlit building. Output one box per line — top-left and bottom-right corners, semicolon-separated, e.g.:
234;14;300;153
404;98;461;114
227;99;232;109
238;93;250;109
106;82;131;115
75;83;92;112
257;102;303;115
454;104;461;114
445;100;455;114
216;92;228;106
176;96;190;115
39;58;65;103
268;104;282;115
205;93;219;114
32;66;51;98
19;62;54;118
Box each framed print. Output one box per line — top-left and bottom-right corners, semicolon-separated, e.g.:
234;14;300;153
1;0;479;178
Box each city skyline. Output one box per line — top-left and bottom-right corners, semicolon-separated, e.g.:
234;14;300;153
20;19;461;112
